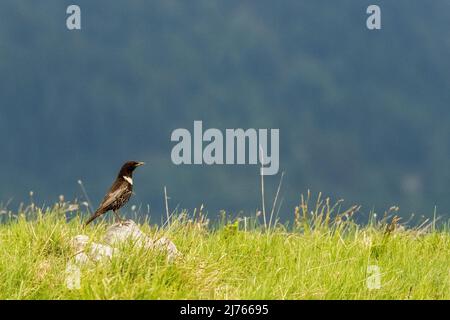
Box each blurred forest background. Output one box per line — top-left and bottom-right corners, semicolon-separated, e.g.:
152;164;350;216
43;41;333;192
1;0;449;221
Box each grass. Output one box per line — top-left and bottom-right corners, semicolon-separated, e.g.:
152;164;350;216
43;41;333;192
1;192;450;300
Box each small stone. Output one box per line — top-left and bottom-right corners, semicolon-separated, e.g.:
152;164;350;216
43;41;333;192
70;235;89;252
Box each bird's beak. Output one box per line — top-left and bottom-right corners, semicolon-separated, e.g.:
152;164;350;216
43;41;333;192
136;162;145;167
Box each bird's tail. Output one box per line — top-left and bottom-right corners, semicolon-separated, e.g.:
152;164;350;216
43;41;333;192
84;209;105;227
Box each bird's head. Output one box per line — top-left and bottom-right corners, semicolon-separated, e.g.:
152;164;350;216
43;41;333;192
118;161;145;177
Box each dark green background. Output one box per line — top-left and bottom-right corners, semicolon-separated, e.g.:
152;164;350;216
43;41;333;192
1;1;449;221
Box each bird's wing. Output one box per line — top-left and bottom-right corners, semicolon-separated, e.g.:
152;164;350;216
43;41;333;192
98;182;128;210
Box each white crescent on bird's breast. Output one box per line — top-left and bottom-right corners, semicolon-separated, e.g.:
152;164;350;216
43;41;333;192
123;176;133;185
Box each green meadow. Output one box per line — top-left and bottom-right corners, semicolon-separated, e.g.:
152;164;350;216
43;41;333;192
1;192;449;300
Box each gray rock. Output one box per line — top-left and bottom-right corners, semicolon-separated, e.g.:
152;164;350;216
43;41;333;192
103;220;153;248
69;220;180;266
70;234;117;264
103;220;180;261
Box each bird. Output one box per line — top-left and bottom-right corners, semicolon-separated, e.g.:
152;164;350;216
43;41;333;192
84;161;145;226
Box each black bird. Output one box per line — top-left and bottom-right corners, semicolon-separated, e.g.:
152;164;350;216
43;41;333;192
84;161;145;226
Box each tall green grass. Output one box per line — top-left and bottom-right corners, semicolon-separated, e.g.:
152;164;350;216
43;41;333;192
1;193;449;299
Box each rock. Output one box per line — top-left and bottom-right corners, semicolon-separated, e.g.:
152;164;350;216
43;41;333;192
74;252;90;265
69;220;180;266
70;234;117;265
103;220;153;248
153;236;180;261
103;220;180;261
66;221;179;290
89;242;116;261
